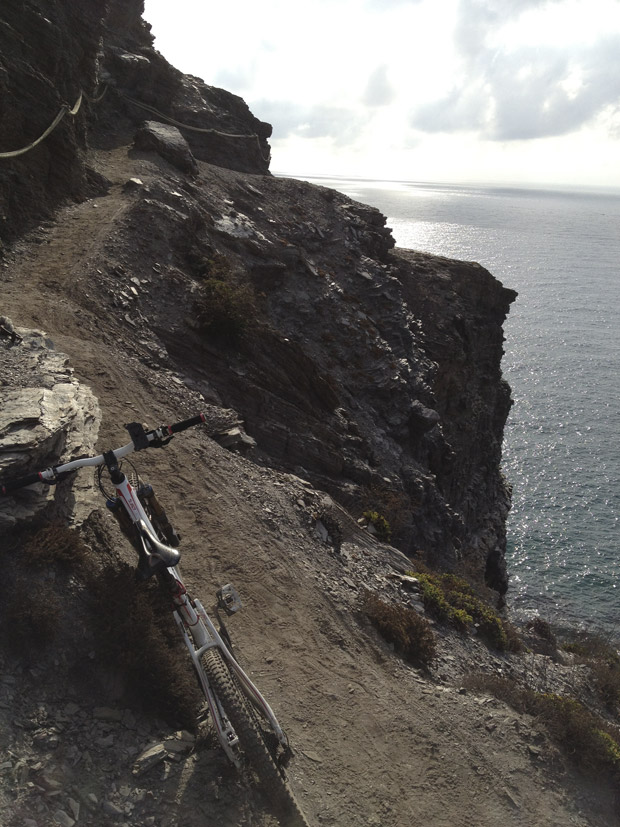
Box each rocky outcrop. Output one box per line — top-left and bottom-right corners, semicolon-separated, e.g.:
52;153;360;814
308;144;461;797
0;0;271;245
82;165;514;590
0;0;105;244
0;1;514;593
0;322;101;529
134;121;198;175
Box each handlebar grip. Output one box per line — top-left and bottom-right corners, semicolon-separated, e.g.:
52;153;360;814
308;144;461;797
1;471;42;495
168;413;206;435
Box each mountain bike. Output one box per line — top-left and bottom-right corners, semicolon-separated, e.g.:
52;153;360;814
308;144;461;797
1;414;310;827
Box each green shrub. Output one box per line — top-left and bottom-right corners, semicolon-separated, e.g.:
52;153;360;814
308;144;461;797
562;630;620;711
528;616;556;642
0;523;90;654
0;522;202;729
20;521;93;571
194;253;234;282
464;675;620;779
89;563;204;730
409;570;520;651
597;730;620;767
362;510;392;542
358;483;410;544
534;693;620;773
194;277;256;342
1;578;62;654
363;591;436;667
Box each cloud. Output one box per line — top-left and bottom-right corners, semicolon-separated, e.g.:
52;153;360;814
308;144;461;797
363;65;396;107
454;0;552;57
364;0;423;7
410;0;620;142
252;99;369;146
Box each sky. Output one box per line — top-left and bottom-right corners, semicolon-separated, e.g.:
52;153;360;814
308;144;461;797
143;0;620;188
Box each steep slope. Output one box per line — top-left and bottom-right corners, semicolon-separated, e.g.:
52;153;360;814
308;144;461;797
0;0;515;588
1;3;618;827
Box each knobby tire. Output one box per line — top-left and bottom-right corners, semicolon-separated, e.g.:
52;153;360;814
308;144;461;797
202;648;310;827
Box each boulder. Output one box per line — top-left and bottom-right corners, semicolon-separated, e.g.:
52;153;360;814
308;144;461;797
134;121;198;175
0;323;101;530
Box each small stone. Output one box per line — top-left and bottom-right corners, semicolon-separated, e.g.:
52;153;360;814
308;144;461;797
503;788;520;809
96;734;115;748
123;178;144;191
122;709;137;729
63;703;80;716
314;520;330;543
133;743;167;775
52;810;75;827
68;797;80;820
84;792;98;810
103;800;125;816
33;730;60;749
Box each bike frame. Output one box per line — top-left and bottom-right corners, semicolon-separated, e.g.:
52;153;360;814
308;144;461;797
109;451;290;768
0;414;316;827
1;420;290;770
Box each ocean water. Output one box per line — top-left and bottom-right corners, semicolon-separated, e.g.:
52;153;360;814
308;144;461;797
294;175;620;632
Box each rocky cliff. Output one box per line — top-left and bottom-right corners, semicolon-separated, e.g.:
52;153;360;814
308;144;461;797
6;5;614;827
1;0;515;596
0;0;270;246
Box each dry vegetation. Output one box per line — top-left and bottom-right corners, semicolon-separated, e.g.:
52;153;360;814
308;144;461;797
0;521;202;729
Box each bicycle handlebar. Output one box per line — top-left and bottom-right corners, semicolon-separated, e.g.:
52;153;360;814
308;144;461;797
166;413;206;434
0;413;207;495
1;471;45;495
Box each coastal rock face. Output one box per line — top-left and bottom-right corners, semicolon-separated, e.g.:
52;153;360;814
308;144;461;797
0;0;104;244
0;325;101;529
0;0;271;245
395;250;517;590
0;0;513;590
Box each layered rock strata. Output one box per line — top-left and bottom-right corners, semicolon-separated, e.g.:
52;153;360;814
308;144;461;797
0;323;101;529
0;0;515;593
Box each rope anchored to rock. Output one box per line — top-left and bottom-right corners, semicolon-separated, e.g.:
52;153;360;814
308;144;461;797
0;84;270;164
0;91;83;158
118;91;271;163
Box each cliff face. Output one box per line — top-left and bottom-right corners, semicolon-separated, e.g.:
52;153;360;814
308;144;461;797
0;0;515;592
0;0;103;243
6;7;620;827
135;171;515;591
0;0;271;245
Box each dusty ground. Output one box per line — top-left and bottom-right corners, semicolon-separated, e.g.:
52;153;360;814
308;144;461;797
0;146;617;827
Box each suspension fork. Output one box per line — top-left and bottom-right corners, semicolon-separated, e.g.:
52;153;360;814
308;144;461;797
158;568;241;764
162;568;289;752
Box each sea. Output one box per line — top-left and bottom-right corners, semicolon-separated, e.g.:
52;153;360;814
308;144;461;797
286;174;620;634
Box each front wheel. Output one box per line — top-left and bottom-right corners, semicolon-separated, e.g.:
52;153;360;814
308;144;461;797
202;648;310;827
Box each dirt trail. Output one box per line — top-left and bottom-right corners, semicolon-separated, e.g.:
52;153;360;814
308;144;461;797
1;147;616;827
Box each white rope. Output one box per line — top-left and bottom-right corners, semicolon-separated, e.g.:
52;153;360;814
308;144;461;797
0;83;271;165
0;91;83;159
120;92;271;163
83;84;108;104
